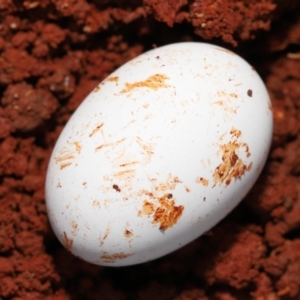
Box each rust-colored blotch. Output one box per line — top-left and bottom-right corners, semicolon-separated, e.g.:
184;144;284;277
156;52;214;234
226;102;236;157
151;194;184;231
213;128;252;186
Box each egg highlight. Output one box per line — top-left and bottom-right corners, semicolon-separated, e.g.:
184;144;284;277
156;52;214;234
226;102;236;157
45;42;273;266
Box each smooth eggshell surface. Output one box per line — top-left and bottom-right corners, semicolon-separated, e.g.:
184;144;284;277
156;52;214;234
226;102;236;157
45;42;273;266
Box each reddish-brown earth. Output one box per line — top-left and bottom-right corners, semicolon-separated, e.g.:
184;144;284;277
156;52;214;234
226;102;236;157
0;0;300;299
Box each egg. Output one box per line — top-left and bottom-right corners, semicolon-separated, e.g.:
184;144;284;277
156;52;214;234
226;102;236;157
45;42;273;266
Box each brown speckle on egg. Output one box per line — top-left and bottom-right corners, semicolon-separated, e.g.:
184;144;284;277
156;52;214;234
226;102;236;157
112;184;121;192
124;229;133;238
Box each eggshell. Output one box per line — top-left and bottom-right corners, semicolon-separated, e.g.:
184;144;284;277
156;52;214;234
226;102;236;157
45;42;273;266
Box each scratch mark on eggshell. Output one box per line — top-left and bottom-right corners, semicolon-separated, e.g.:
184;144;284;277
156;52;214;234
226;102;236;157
119;161;139;167
99;226;110;246
122;119;136;129
55;142;82;169
100;251;133;263
95;138;126;152
121;74;170;94
73;141;82;154
136;136;154;156
59;162;72;170
89;123;104;137
55;153;74;163
213;128;252;186
63;232;73;252
114;169;135;178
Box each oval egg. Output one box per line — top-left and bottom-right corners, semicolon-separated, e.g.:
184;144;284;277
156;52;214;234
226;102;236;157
45;42;273;266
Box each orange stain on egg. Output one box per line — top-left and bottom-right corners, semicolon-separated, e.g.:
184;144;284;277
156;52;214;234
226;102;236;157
121;74;170;93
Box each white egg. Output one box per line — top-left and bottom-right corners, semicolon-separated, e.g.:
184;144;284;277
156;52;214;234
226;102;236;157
45;42;273;266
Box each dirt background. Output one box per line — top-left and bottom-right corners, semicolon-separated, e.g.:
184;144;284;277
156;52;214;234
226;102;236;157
1;0;300;299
